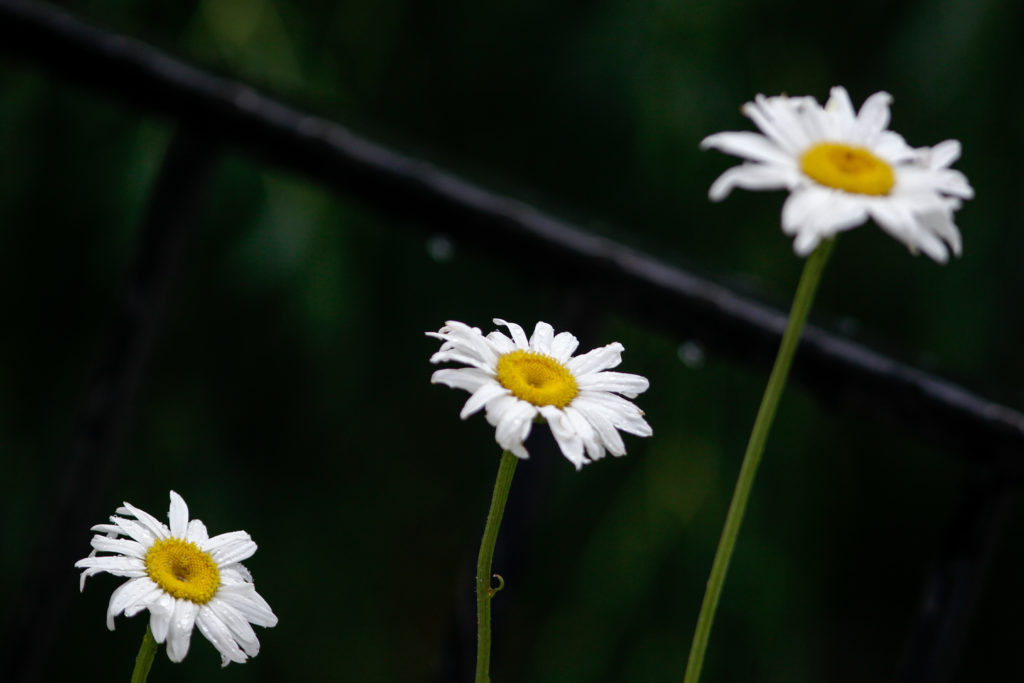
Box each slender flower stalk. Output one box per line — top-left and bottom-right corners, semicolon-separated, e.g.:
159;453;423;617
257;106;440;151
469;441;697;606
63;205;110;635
683;238;834;682
130;626;158;683
475;451;519;683
428;319;651;681
689;85;973;680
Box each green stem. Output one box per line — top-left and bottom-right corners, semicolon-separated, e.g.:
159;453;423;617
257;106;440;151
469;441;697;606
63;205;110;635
683;238;836;683
476;450;519;683
130;625;158;683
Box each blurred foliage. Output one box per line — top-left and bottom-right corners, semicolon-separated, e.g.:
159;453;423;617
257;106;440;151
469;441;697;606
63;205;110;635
2;0;1024;681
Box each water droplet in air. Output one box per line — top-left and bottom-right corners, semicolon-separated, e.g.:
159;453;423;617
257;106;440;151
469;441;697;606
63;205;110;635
426;235;454;263
677;341;705;369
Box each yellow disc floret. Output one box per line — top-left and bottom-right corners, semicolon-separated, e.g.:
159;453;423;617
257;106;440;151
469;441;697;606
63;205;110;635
145;538;221;604
496;350;579;408
800;142;895;195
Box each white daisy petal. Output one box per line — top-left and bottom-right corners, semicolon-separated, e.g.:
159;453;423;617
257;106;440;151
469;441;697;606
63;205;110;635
187;519;209;544
484;330;517;354
700;131;794;167
742;94;810;153
854;90;893;142
576;371;650;398
913;229;951;263
106;577;160;630
168;491;189;539
549;331;580;362
76;491;276;666
928;139;962;169
148;592;175;643
538;405;587;469
217;583;279;627
431;367;494;395
121;502;171;540
106;517;158;548
220;563;254;585
760;94;816;150
782;186;830;236
564;405;605;461
529;321;555;354
208;599;261;656
460;381;510;419
869;201;924;249
704;86;972;261
814;193;872;237
483;393;519;428
825;86;856;128
90;536;146;558
491;398;536;458
902;163;973;200
936;170;973;199
78;565;142;591
792;226;824;257
74;555;146;577
435;322;501;365
798;102;829;142
567;342;624;376
204;531;257;566
79;566;99;591
578;392;654;437
708;163;795;201
873;130;917;164
429;349;494;373
195;608;248;666
165;600;200;662
124;600;153;619
573;398;627;457
918;209;962;256
494;318;529;349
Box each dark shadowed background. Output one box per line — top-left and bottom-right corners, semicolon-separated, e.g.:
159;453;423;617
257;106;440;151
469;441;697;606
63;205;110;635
2;0;1023;681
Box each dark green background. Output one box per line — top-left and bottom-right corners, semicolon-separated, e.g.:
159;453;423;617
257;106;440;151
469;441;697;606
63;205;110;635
2;0;1022;680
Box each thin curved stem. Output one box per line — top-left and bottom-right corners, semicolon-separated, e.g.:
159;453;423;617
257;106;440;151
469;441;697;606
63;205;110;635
130;625;158;683
476;450;519;683
683;238;836;683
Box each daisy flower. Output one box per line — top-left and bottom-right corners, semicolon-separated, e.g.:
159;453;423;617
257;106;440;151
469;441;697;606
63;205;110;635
428;319;652;469
76;491;277;666
701;86;973;262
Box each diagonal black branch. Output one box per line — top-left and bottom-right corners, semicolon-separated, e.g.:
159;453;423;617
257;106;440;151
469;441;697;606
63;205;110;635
2;0;1021;471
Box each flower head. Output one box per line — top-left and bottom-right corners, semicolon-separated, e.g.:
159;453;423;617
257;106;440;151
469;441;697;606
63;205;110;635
701;86;973;262
428;319;652;469
76;491;278;666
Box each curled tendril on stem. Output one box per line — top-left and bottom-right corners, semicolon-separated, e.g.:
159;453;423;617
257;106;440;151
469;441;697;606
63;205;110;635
488;574;505;598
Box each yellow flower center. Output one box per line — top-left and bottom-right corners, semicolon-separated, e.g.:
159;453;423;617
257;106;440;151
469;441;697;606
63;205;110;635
800;142;895;195
145;538;221;604
496;350;579;408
